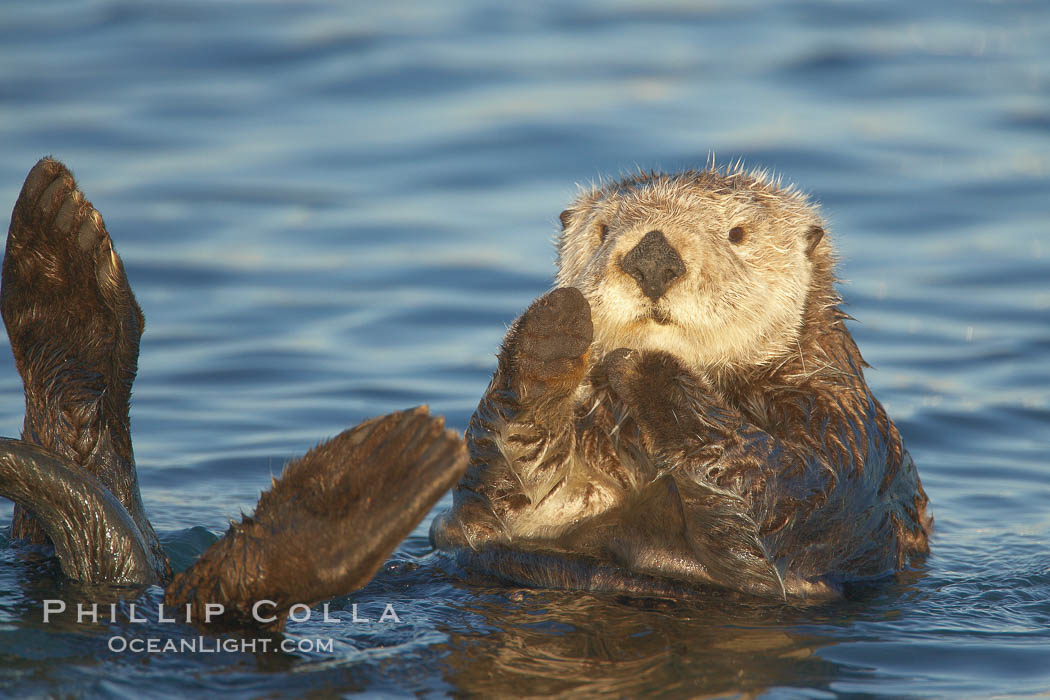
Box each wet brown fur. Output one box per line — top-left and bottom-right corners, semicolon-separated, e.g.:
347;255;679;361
164;407;467;630
0;158;469;631
1;157;169;581
432;167;932;599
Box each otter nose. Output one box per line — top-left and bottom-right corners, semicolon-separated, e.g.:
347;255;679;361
620;230;686;300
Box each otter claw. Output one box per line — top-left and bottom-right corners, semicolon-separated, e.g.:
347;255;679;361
604;347;638;399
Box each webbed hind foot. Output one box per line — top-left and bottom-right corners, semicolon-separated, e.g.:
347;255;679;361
165;406;469;631
2;157;167;580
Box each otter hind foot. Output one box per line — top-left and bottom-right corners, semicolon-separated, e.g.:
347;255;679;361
3;156;142;361
165;406;469;631
2;157;164;578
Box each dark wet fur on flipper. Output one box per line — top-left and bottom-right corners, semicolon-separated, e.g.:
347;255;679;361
164;407;468;631
1;158;470;629
0;438;157;583
2;157;169;582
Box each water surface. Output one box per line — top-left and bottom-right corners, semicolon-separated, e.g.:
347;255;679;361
1;1;1048;697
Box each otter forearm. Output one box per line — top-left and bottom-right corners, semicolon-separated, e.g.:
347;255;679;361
432;289;594;550
445;374;579;545
462;286;592;510
616;358;925;580
618;367;848;534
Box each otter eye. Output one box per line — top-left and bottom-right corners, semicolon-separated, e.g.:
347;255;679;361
728;226;746;244
598;224;609;243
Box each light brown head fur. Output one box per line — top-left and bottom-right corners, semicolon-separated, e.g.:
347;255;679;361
555;167;830;375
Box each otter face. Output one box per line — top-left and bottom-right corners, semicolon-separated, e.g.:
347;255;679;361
555;170;828;371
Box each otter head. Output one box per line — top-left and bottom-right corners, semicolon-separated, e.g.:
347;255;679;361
555;169;830;372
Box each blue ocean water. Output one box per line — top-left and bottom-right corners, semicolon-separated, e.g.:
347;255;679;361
1;1;1048;697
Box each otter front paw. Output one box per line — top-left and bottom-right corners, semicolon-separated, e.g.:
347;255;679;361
509;287;593;402
605;349;706;441
605;348;687;406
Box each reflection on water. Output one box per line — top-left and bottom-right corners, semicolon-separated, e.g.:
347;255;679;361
441;589;838;698
1;0;1049;697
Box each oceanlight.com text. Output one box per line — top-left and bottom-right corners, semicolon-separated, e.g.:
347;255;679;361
108;636;334;654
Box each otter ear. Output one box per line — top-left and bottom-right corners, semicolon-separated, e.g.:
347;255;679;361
559;208;575;231
805;225;825;257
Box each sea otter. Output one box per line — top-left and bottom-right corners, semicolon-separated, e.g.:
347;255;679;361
0;158;468;630
1;158;931;627
431;167;932;599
